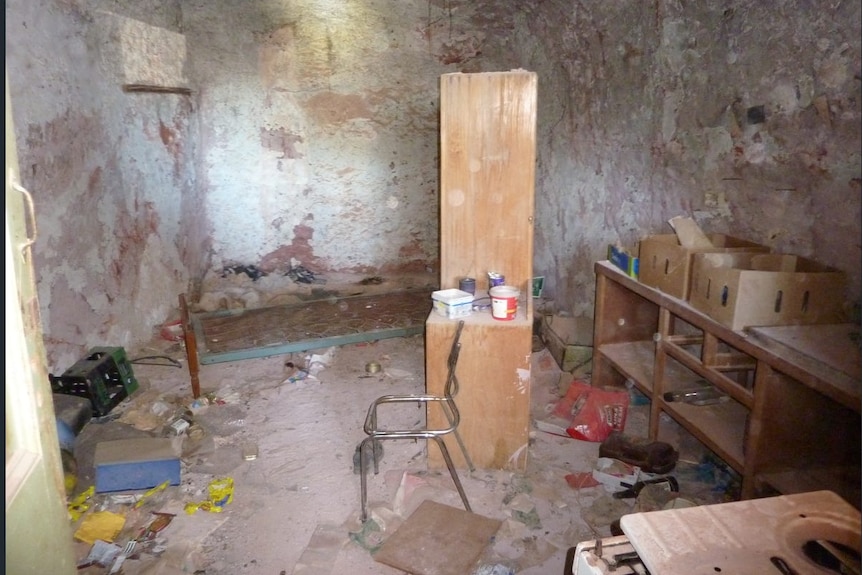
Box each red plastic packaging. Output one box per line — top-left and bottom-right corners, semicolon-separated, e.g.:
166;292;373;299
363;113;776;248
552;379;629;442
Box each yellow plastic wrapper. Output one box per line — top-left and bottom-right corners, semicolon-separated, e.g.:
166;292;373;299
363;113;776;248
67;485;95;522
184;477;234;515
73;510;126;544
134;480;171;509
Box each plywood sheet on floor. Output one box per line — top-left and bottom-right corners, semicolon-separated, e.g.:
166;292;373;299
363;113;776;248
373;500;502;575
192;290;433;364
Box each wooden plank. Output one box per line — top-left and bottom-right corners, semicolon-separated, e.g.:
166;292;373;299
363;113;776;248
598;341;655;393
754;369;860;473
439;71;537;303
122;84;192;95
426;311;531;470
661;398;748;472
756;467;861;509
747;324;861;380
179;293;201;398
373;500;502;575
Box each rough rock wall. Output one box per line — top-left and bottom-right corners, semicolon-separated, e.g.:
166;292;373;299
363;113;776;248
518;1;861;315
5;0;517;369
6;0;200;371
7;0;860;371
181;0;517;278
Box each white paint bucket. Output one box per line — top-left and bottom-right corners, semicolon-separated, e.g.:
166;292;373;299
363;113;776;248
490;285;519;320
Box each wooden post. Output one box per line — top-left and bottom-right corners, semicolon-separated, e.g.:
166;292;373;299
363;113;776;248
427;70;538;470
179;293;201;399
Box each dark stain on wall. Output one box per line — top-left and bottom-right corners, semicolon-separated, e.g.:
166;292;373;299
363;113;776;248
110;200;160;287
24;111;96;193
260;126;304;159
154;102;193;178
304;92;372;126
88;166;102;196
438;36;482;65
260;219;321;272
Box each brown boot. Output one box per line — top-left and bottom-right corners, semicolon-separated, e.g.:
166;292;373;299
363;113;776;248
599;431;679;474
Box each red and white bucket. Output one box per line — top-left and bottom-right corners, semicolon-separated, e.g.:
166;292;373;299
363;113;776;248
489;285;519;320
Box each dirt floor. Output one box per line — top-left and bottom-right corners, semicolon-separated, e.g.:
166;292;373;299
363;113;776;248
67;279;736;574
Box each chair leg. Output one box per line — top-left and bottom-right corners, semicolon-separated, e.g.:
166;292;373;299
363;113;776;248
430;436;471;513
451;429;475;472
441;405;476;472
371;438;381;474
359;437;372;522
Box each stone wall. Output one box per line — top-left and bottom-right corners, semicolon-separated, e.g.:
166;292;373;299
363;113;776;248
519;1;861;314
6;0;860;369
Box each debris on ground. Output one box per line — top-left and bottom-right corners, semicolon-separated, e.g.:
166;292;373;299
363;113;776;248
474;564;516;575
221;265;267;281
591;457;659;494
285;265;317;284
184;477;235;514
74;510;126;544
565;472;601;490
506;493;542;530
599;431;679;474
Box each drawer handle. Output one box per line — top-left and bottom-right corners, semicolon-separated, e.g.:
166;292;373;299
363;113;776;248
11;176;37;253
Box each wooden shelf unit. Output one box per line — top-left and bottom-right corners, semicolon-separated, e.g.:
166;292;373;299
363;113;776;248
426;70;537;471
593;260;861;506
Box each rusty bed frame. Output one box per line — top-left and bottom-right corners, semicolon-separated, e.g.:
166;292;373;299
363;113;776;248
179;290;433;398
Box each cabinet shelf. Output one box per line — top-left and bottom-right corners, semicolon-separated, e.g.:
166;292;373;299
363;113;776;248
593;260;861;504
664;343;755;408
597;341;655;393
661;397;748;472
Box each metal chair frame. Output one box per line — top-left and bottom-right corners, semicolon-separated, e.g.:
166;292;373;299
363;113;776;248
358;319;474;522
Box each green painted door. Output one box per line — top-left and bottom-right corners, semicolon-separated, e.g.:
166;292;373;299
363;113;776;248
5;70;77;574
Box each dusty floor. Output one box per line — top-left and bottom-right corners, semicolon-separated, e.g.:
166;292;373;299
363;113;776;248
69;295;735;575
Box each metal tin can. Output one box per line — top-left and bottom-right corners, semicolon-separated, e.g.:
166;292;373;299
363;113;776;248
365;361;381;374
488;272;505;290
459;277;476;295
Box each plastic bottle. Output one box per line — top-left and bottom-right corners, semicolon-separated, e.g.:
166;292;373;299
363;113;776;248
663;384;729;406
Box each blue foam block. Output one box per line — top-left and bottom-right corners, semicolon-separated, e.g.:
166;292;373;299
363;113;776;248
94;438;181;493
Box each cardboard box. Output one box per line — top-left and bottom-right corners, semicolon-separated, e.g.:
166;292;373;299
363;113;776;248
689;252;848;331
608;244;639;278
540;315;594;373
639;234;769;300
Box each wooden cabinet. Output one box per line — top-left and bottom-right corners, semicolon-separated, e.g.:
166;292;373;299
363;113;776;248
593;260;861;507
426;70;537;471
426;312;532;470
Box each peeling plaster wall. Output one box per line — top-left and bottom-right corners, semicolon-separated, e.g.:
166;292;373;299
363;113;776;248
518;1;861;315
5;0;515;369
6;0;860;371
181;0;515;276
6;0;200;371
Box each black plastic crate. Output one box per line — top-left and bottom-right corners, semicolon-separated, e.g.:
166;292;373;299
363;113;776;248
50;347;139;417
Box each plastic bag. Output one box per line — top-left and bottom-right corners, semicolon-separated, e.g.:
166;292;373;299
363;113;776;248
552;379;628;442
184;477;234;514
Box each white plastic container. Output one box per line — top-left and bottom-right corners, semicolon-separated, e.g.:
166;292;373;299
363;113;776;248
431;289;474;318
490;285;519;320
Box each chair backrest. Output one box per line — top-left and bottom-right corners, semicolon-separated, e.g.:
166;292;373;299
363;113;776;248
443;320;465;399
